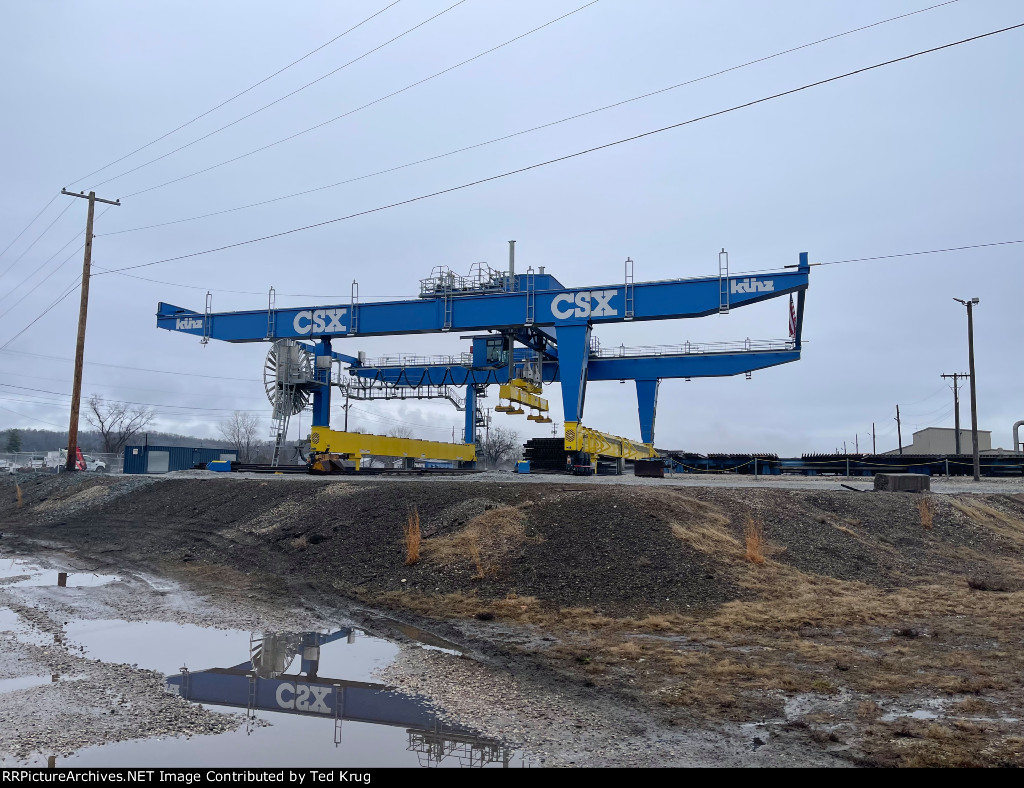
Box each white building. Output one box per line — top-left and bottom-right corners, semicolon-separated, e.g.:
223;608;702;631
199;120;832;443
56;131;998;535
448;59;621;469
892;427;992;455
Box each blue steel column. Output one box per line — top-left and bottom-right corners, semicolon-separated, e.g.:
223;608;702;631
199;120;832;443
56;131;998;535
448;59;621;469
554;323;592;423
464;384;477;444
636;379;660;444
312;339;332;427
794;251;809;350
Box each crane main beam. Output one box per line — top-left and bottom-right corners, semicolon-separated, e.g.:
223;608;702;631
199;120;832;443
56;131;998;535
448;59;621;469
157;268;808;343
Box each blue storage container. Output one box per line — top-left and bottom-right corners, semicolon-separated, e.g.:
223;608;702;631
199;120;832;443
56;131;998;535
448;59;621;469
123;445;237;474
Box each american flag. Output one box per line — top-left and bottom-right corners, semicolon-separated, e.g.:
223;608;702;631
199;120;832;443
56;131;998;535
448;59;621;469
788;294;797;339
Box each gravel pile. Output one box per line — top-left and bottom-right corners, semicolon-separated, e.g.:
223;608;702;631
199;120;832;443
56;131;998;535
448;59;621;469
4;476;1023;617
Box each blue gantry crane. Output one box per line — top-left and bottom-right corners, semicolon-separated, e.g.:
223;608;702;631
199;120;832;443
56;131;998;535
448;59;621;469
156;245;809;472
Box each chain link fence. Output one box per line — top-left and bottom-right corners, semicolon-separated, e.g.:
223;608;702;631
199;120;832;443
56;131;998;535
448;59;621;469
0;451;123;474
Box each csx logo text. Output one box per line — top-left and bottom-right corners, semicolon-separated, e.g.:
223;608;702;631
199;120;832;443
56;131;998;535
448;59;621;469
275;682;332;713
550;289;618;319
730;278;774;294
175;317;203;330
293;308;347;335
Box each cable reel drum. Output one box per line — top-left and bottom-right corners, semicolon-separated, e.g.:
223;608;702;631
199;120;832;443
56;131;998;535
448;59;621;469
263;339;314;417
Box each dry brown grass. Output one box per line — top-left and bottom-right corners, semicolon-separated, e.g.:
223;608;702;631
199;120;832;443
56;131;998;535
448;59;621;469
421;505;536;577
953;697;995;715
363;562;1024;742
857;700;882;719
15;483;22;508
744;516;765;564
949;498;1024;546
468;542;484;580
670;521;741;555
403;508;421;565
290;534;308;550
662;495;741;556
919;497;933;530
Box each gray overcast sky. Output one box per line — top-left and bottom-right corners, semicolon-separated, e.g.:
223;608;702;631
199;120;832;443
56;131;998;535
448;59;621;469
0;0;1021;454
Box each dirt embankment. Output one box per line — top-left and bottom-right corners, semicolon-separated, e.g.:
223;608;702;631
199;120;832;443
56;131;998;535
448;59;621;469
3;473;1024;767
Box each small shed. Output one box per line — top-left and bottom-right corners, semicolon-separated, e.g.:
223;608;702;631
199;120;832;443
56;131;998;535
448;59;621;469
123;445;237;474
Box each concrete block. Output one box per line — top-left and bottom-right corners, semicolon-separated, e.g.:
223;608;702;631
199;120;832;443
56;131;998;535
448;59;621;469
874;473;930;492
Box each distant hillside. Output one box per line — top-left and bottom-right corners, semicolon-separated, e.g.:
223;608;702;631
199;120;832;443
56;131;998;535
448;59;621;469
3;428;233;454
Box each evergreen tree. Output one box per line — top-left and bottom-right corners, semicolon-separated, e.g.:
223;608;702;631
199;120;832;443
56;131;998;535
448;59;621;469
5;429;21;453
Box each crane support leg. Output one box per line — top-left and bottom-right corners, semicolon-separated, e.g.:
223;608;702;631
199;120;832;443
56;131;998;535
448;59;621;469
794;252;809;349
556;323;591;424
464;383;477;444
636;379;659;445
556;323;591;456
312;339;332;428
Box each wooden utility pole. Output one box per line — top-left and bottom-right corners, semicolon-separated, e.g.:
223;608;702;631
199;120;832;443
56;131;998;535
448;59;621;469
965;301;981;481
954;298;981;481
895;405;903;455
872;422;876;454
60;189;120;471
940;372;970;454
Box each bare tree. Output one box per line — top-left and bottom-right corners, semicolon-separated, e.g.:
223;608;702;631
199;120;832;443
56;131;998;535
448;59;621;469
84;395;155;454
218;411;264;463
481;426;521;469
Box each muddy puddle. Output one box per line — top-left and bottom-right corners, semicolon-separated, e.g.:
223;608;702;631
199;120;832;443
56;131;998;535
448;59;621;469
70;622;518;767
0;557;120;588
0;554;524;768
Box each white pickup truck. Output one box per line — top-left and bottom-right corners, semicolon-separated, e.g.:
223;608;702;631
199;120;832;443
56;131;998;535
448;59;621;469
82;454;108;472
47;451;108;472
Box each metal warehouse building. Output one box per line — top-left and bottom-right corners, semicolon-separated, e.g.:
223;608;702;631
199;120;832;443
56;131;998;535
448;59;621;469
123;445;237;474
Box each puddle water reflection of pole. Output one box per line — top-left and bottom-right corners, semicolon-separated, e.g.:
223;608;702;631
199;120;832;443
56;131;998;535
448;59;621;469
57;572;67;587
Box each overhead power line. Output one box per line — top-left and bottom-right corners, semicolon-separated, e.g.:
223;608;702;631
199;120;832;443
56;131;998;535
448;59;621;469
0;243;84;321
119;0;602;199
66;0;407;188
0;200;74;284
91;0;469;188
0;194;58;261
0;404;65;429
816;240;1024;266
0;368;267;402
0;205;114;319
96;235;1022;300
740;239;1024;276
95;22;1024;278
98;0;962;237
0;347;258;382
0;382;267;414
0;276;83;354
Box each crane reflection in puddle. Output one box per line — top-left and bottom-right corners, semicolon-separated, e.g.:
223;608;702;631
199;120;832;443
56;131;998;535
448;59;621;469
165;628;519;768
